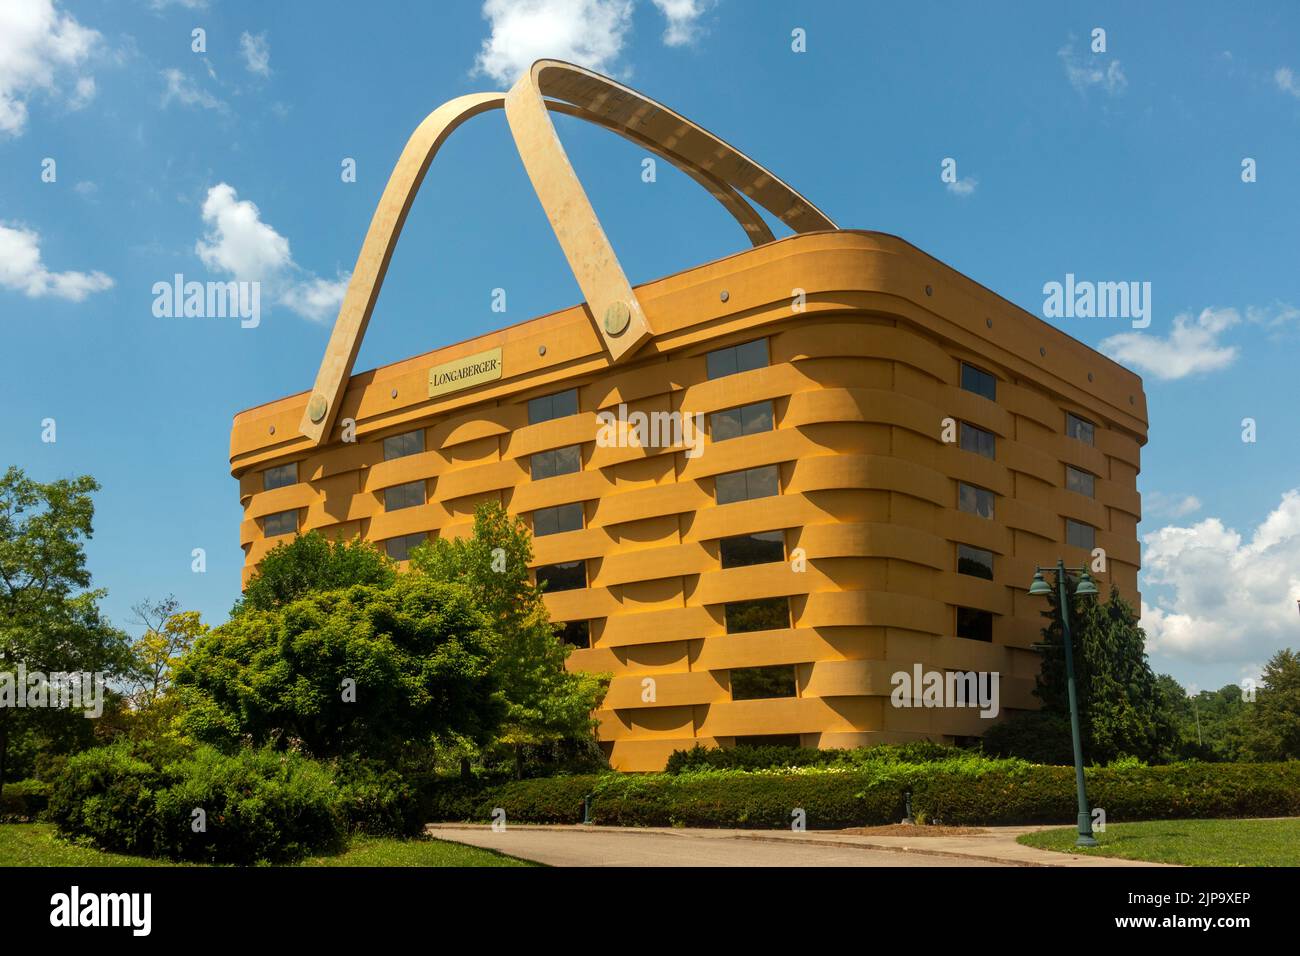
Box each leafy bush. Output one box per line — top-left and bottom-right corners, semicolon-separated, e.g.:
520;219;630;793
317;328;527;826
334;763;423;837
48;741;345;863
665;741;963;774
0;779;52;822
979;711;1076;764
421;774;601;825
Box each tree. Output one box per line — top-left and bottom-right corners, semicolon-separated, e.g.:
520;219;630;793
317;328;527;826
232;531;395;616
175;574;504;762
410;502;610;777
1239;649;1300;761
129;596;208;709
1033;581;1175;763
0;467;132;798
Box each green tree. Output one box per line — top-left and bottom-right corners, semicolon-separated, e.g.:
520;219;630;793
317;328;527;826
1239;649;1300;761
1032;582;1175;764
410;502;610;777
0;467;132;798
1155;674;1250;761
175;574;503;762
233;531;395;616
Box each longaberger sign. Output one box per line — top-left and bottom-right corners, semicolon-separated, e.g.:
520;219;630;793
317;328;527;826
427;347;503;398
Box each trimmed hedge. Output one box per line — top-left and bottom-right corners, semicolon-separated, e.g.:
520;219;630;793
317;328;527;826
663;741;957;774
0;779;51;823
423;761;1300;830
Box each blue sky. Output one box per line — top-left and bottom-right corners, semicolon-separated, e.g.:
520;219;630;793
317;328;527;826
1;0;1297;693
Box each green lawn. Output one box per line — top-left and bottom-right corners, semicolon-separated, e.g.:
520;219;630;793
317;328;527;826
0;824;537;868
1018;818;1300;866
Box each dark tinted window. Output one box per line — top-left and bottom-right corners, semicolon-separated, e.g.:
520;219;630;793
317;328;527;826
385;532;427;561
958;482;995;519
535;560;585;592
528;389;578;425
956;607;993;642
957;544;994;580
263;509;298;537
715;465;780;505
960;422;996;459
724;597;789;634
383;429;425;461
731;665;797;701
530;445;581;479
960;363;997;401
533;502;584;536
1066;519;1096;550
384;480;425;512
720;531;785;568
710;400;773;442
706;339;769;380
1066;466;1095;497
1066;413;1095;446
262;463;296;491
554;620;591;649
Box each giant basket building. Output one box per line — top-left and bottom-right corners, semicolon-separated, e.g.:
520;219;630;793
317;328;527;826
230;61;1148;771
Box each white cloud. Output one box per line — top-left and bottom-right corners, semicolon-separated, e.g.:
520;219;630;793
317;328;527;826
68;74;95;109
946;176;977;197
0;221;113;302
1059;41;1127;95
0;0;100;136
651;0;712;47
148;1;208;9
239;32;271;77
195;183;348;323
1142;490;1300;666
473;0;634;85
1275;66;1300;99
161;67;226;112
1100;307;1240;380
1144;492;1202;520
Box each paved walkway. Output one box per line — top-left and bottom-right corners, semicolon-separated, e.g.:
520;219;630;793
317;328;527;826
427;823;1170;867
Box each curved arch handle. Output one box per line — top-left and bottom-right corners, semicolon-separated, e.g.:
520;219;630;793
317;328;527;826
299;60;835;444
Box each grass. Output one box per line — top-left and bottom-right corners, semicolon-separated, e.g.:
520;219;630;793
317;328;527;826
0;824;538;868
1018;818;1300;866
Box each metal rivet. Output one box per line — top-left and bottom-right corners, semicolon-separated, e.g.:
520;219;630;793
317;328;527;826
1130;395;1136;405
1040;347;1047;357
1088;372;1094;382
604;301;631;336
307;394;328;423
986;318;993;328
269;425;276;435
538;345;547;356
925;285;933;296
720;290;730;302
391;388;398;399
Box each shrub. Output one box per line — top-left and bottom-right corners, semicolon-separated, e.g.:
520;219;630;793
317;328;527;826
0;779;52;822
334;763;423;837
979;711;1076;764
421;774;602;825
47;742;168;855
664;740;964;774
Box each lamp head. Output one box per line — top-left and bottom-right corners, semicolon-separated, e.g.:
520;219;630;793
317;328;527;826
1028;570;1051;596
1075;570;1099;596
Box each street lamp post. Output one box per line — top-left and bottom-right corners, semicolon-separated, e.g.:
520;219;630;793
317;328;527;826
1028;559;1099;848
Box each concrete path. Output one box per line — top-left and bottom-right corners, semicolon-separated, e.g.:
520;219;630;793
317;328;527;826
427;823;1169;867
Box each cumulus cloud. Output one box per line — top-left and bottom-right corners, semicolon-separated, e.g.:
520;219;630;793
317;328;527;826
0;221;113;302
1275;66;1300;99
946;176;977;197
473;0;634;85
1059;40;1127;95
0;0;100;136
161;67;227;112
1142;490;1300;667
651;0;713;47
1144;491;1202;520
239;32;271;77
195;183;348;323
1100;307;1240;380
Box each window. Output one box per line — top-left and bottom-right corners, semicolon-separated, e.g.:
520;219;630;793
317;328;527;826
715;464;780;505
554;620;591;649
530;444;581;479
533;502;584;536
730;665;797;701
1066;465;1095;497
724;597;790;634
262;463;296;491
262;509;297;537
534;560;586;592
710;400;773;442
1066;519;1096;550
959;422;996;459
734;734;801;749
527;388;578;425
383;429;425;461
384;480;425;512
1066;412;1095;446
385;532;427;561
720;530;785;568
957;544;994;580
960;362;997;401
706;339;768;380
958;482;995;520
956;607;993;643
